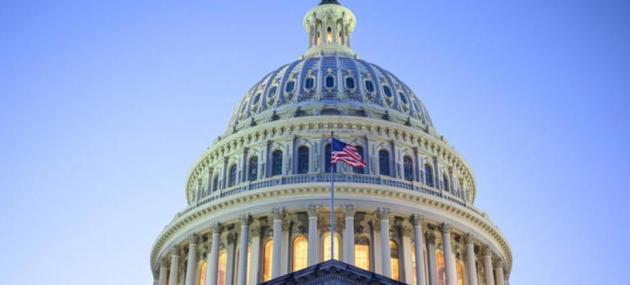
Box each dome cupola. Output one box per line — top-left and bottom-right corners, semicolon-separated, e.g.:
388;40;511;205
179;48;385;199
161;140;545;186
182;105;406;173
303;0;356;58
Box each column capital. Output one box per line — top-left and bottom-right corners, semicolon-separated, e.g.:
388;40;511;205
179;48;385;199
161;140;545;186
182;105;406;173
496;260;505;269
189;234;200;245
307;205;320;217
410;214;424;226
272;207;287;220
464;233;476;246
376;207;391;220
426;231;436;245
170;247;180;257
439;222;452;234
240;214;253;226
343;205;356;217
211;223;224;234
482;246;494;258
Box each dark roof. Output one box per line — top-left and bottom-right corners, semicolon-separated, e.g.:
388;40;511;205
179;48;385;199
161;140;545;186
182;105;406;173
320;0;341;5
260;260;407;285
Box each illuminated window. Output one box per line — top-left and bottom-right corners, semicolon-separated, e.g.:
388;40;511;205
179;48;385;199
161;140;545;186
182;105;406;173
436;250;446;285
404;155;414;181
390;240;400;281
198;260;207;285
292;236;309;271
457;261;466;285
228;164;237;187
297;146;310;174
354;237;370;271
326;26;333;43
425;164;434;187
271;150;283;176
248;156;258;181
411;244;417;285
217;251;227;285
322;231;340;261
263;240;273;281
379;150;391;176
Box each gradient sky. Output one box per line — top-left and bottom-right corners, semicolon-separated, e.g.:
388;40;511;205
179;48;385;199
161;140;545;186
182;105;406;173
1;0;629;284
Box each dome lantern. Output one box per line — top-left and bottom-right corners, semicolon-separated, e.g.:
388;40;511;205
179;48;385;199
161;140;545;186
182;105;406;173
303;0;356;58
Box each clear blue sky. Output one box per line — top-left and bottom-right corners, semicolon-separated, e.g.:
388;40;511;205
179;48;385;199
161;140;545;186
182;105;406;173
1;0;628;284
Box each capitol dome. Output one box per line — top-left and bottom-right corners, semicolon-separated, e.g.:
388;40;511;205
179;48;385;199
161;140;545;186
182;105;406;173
151;1;512;285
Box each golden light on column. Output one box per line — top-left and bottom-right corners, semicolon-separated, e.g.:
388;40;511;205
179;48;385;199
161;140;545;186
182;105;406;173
217;251;227;285
437;250;446;285
198;260;207;285
411;244;417;285
457;261;466;285
263;240;273;282
390;240;400;281
292;236;309;271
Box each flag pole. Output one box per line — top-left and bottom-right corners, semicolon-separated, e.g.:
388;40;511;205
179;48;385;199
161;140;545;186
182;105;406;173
330;131;335;261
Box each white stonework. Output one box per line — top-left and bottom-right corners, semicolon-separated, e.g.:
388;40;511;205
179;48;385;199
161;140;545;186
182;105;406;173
150;1;512;285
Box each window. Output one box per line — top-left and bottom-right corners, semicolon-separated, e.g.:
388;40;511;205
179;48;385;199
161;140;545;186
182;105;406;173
383;85;393;97
404;156;414;181
425;164;434;187
355;237;370;271
325;75;335;89
324;144;336;173
399;92;408;104
292;236;309;271
217;251;228;285
285;80;296;93
436;250;446;285
198;260;207;285
253;93;261;104
411;244;417;285
228;164;237;187
353;146;365;174
443;173;450;191
390;240;400;281
268;86;277;97
212;174;219;191
379;150;391;176
326;26;333;43
297;146;310;174
272;150;283;176
305;77;315;90
263;240;273;282
457;261;466;285
365;80;375;92
248;156;258;181
345;76;355;89
322;231;340;261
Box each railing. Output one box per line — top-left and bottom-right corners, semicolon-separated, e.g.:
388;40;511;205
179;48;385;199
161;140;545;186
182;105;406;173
175;173;486;218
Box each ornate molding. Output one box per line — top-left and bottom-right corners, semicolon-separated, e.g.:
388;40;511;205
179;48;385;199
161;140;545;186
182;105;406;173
440;222;452;234
343;205;355;217
410;214;424;226
272;207;287;220
240;214;253;226
375;207;391;220
307;205;320;217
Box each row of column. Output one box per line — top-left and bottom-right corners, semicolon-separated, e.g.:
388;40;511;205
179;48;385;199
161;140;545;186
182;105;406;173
155;208;508;285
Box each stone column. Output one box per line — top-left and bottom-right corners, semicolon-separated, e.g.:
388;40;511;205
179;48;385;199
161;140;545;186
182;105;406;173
206;224;223;285
271;208;286;278
343;205;356;265
248;223;262;285
411;215;427;285
377;208;392;278
464;235;478;285
400;223;414;284
225;232;237;285
168;249;180;285
238;215;253;285
307;205;319;266
440;223;457;285
495;261;506;285
426;231;438;285
158;261;168;285
483;250;495;285
184;235;199;285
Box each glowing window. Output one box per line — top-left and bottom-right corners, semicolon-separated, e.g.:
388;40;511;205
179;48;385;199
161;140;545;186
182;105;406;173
263;240;273;281
390;240;400;281
198;260;207;285
355;237;370;271
322;231;340;261
326;27;333;43
292;236;309;271
411;244;417;285
404;156;414;181
271;150;283;176
436;250;446;285
457;261;466;285
217;251;227;285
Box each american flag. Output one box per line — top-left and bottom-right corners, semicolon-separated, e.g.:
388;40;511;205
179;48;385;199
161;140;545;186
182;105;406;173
331;138;366;169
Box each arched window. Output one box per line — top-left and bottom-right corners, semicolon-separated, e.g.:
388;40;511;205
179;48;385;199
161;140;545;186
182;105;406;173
353;146;365;174
217;251;228;285
198;260;207;285
268;86;277;98
263;240;273;282
322;231;340;261
390;240;400;281
248;156;258;181
457;260;466;285
271;150;283;176
325;75;335;89
379;149;391;176
425;164;434;187
355;236;370;271
212;174;219;191
436;250;446;285
404;155;414;181
365;80;375;92
292;236;309;271
305;77;315;90
228;164;237;187
411;243;417;285
324;144;336;173
326;26;333;43
345;76;355;89
443;173;450;191
297;146;310;174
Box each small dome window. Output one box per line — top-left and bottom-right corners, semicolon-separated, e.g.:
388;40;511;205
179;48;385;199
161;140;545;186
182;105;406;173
399;92;408;104
345;77;355;89
325;75;335;89
383;85;393;97
268;86;277;97
285;80;296;93
305;77;315;90
364;80;375;92
253;93;262;104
